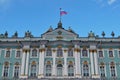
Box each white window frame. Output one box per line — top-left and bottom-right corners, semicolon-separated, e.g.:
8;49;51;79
82;61;90;77
108;50;114;58
0;49;1;57
109;62;117;78
98;49;104;58
46;48;52;57
5;49;11;58
81;48;89;58
99;64;106;77
30;48;38;58
56;48;63;57
15;49;22;58
2;62;10;77
118;50;120;58
13;65;20;78
29;62;38;77
68;48;74;57
45;64;52;77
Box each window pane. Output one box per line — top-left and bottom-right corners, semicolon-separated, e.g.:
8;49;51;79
16;51;21;58
68;65;74;76
32;49;37;57
109;51;113;57
14;66;19;78
31;65;37;77
83;64;89;77
3;65;9;77
100;65;105;77
82;50;88;57
68;49;73;57
6;51;10;57
57;48;63;57
99;51;103;58
46;64;51;76
46;49;52;56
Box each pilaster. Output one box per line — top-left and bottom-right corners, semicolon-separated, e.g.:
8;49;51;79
52;48;56;77
63;48;67;77
25;50;30;78
89;50;95;78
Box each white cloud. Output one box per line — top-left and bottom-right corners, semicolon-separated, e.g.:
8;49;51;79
108;0;116;5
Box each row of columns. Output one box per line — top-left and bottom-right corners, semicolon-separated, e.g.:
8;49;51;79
20;45;100;78
90;50;100;78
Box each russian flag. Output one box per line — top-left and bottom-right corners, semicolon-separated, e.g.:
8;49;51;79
60;8;67;16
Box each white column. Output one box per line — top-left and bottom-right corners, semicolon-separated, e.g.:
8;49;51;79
20;50;26;78
38;49;42;78
38;48;45;78
90;50;95;78
63;48;67;77
94;50;100;78
74;48;81;78
25;50;30;78
52;48;56;77
77;49;81;78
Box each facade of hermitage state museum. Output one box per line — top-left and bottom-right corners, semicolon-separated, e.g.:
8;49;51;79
0;21;120;80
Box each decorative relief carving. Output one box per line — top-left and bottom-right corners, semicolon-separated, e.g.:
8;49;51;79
64;49;67;53
39;48;45;52
74;48;81;52
53;49;56;53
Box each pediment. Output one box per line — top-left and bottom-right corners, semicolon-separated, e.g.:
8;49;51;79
42;28;78;41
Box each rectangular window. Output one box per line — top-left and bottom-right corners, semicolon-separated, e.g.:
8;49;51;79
46;49;52;57
16;51;21;58
68;49;73;57
118;51;120;57
82;50;88;57
31;49;37;57
109;51;113;57
99;51;103;58
5;51;10;58
57;48;63;57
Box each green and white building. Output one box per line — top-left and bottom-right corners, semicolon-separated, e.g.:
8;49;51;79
0;21;120;80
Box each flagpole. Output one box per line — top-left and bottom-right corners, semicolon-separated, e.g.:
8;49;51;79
60;8;62;22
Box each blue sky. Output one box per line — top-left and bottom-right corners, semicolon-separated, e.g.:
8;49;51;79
0;0;120;37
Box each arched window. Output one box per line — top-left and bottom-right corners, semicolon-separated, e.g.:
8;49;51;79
30;61;37;77
83;61;89;77
99;63;105;77
82;49;88;57
46;48;52;56
68;49;73;57
32;49;37;57
68;64;74;76
14;63;20;78
45;62;52;76
3;62;9;77
57;64;63;76
57;48;63;57
110;62;116;77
